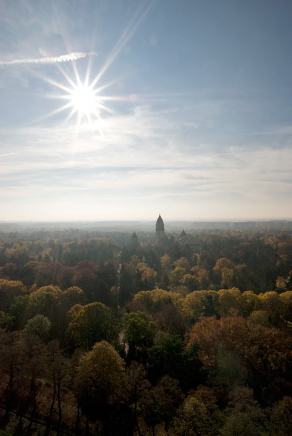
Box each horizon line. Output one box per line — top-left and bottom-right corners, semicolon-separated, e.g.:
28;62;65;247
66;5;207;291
1;218;292;224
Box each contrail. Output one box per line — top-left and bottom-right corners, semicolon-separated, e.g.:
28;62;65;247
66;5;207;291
0;52;95;66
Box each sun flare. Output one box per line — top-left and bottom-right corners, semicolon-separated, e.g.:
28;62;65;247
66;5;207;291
40;45;139;133
69;84;99;118
41;64;119;134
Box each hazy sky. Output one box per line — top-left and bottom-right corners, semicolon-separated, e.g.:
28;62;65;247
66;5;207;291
1;0;292;221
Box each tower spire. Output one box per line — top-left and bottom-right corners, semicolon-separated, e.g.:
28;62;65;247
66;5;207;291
156;214;165;234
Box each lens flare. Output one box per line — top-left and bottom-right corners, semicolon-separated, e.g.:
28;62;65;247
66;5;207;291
69;84;99;117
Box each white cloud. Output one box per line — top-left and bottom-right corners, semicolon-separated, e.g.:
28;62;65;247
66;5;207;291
1;104;292;220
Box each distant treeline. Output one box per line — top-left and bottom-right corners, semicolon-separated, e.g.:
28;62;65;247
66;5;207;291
1;229;292;293
1;219;292;234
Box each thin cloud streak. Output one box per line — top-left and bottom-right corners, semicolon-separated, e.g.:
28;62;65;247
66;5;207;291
91;0;153;87
0;52;95;67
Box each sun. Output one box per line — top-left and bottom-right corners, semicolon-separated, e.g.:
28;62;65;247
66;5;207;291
69;84;100;118
39;65;117;133
70;84;98;117
39;53;134;133
58;74;113;130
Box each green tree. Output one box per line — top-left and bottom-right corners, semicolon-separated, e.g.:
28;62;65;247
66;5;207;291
75;341;128;430
28;285;61;322
0;311;14;330
68;302;113;350
24;314;51;341
122;312;156;362
148;332;204;390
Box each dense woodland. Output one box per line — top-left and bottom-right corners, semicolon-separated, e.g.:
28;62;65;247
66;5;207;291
0;228;291;435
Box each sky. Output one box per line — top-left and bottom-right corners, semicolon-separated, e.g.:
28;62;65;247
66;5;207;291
1;0;292;221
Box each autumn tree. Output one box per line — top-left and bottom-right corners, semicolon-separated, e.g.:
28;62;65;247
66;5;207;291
44;340;71;435
187;316;292;401
0;279;26;311
28;285;61;321
132;289;185;334
140;376;183;434
221;387;268;436
270;396;292;436
171;386;223;436
213;258;236;289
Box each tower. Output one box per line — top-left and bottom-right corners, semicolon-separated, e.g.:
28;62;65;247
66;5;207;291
156;214;165;235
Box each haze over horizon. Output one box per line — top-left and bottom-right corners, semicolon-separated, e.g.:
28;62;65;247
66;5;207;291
1;0;292;221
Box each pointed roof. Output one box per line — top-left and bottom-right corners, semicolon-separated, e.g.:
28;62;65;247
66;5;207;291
156;214;165;233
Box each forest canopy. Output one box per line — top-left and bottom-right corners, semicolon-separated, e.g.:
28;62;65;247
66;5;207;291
0;228;291;435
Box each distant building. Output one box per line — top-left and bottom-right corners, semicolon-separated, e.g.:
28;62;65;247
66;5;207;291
180;229;187;238
156;214;165;235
